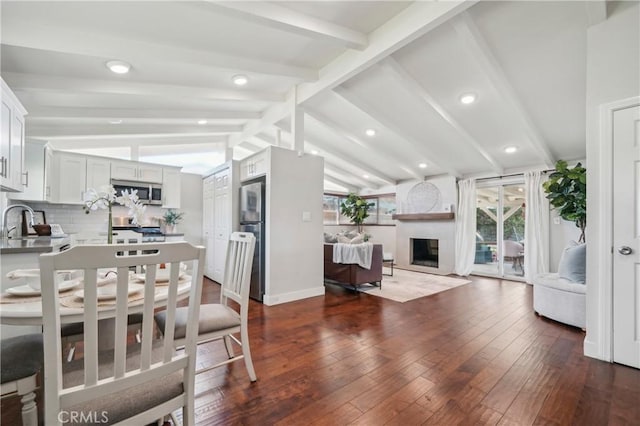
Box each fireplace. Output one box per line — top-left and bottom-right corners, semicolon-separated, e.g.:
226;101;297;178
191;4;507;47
411;238;439;268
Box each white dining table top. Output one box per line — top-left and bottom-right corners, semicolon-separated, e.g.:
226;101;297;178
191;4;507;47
0;279;191;326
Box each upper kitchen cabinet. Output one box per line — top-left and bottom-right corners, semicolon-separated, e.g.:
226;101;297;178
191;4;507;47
239;150;267;182
162;167;181;208
86;157;111;190
1;78;27;192
48;153;109;204
50;151;87;204
8;140;47;201
111;160;162;183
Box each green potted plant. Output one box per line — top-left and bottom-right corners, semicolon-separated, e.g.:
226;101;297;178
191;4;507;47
162;209;184;234
542;160;586;242
340;193;375;234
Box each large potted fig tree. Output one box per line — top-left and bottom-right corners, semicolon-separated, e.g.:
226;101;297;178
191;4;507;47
542;160;586;242
340;193;375;234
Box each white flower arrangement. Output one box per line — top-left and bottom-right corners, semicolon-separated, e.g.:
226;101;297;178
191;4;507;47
83;185;146;243
84;185;146;224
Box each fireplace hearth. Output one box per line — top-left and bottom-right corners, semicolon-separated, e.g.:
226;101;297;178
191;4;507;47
411;238;439;268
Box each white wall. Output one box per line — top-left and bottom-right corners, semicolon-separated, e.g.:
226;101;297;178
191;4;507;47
265;147;325;305
584;2;640;361
178;172;203;245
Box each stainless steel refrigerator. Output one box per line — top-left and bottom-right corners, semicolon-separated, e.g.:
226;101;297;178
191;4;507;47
239;178;266;302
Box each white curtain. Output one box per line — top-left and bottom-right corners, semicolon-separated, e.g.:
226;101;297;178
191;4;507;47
455;179;477;276
524;171;549;284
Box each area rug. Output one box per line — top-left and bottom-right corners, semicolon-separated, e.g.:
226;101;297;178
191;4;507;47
358;268;471;303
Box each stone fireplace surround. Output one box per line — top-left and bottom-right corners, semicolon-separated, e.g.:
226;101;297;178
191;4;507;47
395;177;457;275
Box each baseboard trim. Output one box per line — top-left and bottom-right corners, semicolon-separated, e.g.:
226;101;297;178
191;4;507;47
263;286;325;306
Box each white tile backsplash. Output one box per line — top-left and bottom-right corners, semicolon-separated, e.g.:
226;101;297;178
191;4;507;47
5;201;166;236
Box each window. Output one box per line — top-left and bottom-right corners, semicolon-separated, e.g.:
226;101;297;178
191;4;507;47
323;193;396;226
323;194;341;225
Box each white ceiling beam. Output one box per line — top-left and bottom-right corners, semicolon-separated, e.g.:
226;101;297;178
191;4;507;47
1;22;316;81
305;110;423;180
586;1;608;26
206;1;368;50
6;72;282;103
380;57;504;175
26;107;261;120
324;164;378;190
296;0;477;104
273;123;394;186
453;13;555;168
333;87;461;178
228;0;476;146
255;132;367;189
28;128;232;140
323;175;360;193
46;136;226;150
229;98;290;146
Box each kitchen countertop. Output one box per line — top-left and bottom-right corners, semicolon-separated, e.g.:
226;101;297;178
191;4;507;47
0;236;71;254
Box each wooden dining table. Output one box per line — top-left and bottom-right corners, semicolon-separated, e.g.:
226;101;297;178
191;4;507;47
0;274;192;349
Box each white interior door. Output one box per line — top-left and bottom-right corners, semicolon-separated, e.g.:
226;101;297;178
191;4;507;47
613;104;640;369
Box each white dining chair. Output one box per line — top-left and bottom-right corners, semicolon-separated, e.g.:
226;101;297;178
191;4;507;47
0;334;44;426
39;241;205;426
155;232;257;382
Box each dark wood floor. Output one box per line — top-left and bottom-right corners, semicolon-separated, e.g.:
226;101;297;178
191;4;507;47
3;274;639;425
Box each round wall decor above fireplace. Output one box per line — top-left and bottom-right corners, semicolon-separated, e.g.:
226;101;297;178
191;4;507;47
406;181;441;213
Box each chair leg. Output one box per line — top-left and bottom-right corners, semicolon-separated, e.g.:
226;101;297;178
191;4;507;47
20;391;38;426
223;335;235;359
16;375;38;426
240;327;257;382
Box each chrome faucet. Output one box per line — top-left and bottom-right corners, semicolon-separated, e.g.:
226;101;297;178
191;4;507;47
1;204;35;239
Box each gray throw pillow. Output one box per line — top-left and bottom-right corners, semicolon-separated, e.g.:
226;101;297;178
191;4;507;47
324;232;338;243
557;241;586;283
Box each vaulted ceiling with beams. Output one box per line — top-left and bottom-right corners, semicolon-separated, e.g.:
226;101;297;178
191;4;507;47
1;1;606;191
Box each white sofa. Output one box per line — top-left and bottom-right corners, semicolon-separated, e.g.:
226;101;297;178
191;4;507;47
533;272;585;329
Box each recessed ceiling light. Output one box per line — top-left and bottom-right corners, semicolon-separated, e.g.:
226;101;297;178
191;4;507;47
197;119;207;125
232;74;248;86
109;119;123;124
418;163;427;169
311;150;318;155
363;174;369;179
106;60;131;74
365;129;376;137
460;93;476;104
504;146;518;154
517;187;524;192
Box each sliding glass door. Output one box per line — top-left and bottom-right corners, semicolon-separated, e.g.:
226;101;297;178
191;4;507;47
474;180;526;279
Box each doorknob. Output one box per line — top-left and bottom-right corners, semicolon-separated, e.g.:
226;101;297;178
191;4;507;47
618;246;633;255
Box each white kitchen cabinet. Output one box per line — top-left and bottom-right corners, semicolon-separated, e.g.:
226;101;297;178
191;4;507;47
1;78;27;192
51;152;87;204
86;157;111;191
8;140;46;201
212;168;231;282
240;150;267;182
202;174;215;279
202;162;239;282
111;160;162;183
162;167;181;208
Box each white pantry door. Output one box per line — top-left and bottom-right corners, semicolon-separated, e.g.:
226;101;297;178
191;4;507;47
613;104;640;369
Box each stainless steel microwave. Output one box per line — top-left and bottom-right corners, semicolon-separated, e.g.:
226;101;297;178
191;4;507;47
111;179;163;205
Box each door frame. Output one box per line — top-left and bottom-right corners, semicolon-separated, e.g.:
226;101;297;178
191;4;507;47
586;96;640;362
